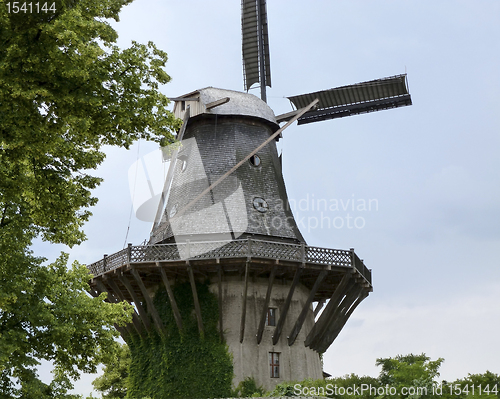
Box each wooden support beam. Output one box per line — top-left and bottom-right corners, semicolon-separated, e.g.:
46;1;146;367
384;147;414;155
326;288;367;341
305;274;353;348
88;287;99;298
160;266;183;332
314;299;326;317
106;277;143;336
118;274;151;332
131;268;165;333
275;107;308;123
205;97;230;110
168;97;200;102
218;264;224;343
315;284;362;347
94;280;130;338
272;265;302;345
256;266;276;344
316;289;368;353
187;264;204;336
239;261;250;343
288;269;328;346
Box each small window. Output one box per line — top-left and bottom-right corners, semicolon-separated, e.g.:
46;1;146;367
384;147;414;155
180;159;188;172
253;197;268;213
181;101;186;111
249;154;261;167
169;204;178;218
266;308;276;326
269;352;280;378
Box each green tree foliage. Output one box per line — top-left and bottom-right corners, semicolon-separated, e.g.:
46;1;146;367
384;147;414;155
92;343;130;399
327;374;380;399
0;0;179;246
439;371;500;399
267;375;379;399
0;250;133;398
0;0;179;396
375;353;443;398
232;377;265;398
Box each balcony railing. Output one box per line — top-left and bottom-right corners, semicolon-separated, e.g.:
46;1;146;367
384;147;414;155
87;238;371;284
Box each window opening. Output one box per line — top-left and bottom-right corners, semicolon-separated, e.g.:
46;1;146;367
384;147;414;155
249;154;261;167
180;159;188;172
269;352;280;378
253;197;268;213
169;204;178;218
266;308;276;326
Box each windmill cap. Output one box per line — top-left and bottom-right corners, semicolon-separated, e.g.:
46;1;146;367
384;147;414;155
171;87;279;128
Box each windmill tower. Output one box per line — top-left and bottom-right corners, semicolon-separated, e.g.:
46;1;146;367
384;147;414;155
87;0;411;393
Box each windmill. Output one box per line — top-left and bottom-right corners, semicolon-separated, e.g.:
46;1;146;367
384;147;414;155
87;0;411;392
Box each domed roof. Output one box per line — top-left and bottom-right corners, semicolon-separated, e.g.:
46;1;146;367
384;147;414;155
172;87;278;128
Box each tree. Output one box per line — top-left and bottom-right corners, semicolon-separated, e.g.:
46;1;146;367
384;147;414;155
0;0;180;245
92;343;130;399
440;371;500;399
232;377;265;398
0;252;133;398
0;0;180;396
376;353;444;399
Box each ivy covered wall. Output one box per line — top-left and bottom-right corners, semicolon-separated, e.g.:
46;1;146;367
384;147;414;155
126;282;233;399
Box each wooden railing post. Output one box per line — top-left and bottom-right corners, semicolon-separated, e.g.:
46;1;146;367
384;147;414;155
127;243;132;264
103;254;107;272
350;248;356;272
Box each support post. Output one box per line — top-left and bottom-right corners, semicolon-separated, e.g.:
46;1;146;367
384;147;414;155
118;274;151;332
272;265;302;345
131;268;164;333
316;289;368;353
218;264;224;342
94;280;130;337
159;265;183;332
187;263;204;336
127;243;132;264
288;269;328;346
305;274;352;348
256;265;276;344
240;261;250;343
107;277;143;336
314;299;325;317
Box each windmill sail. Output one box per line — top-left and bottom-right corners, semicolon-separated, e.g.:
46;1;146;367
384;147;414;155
285;74;412;125
242;0;271;100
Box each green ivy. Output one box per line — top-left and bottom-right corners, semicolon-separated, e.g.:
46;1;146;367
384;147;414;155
125;282;233;399
232;377;265;398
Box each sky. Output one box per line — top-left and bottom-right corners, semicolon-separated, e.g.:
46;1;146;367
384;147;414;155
32;0;500;396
